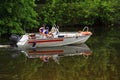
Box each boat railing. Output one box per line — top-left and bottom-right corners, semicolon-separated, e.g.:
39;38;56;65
82;26;89;32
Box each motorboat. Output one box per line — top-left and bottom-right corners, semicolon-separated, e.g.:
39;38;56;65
21;44;92;63
10;26;92;48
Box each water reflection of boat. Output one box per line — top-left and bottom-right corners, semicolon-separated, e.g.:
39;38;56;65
21;44;92;63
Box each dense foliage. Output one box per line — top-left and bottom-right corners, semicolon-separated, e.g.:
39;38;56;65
0;0;120;36
37;0;120;26
0;0;39;36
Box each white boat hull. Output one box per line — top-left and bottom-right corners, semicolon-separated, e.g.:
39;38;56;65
17;31;92;48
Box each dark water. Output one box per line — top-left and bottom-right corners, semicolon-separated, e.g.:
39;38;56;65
0;27;120;80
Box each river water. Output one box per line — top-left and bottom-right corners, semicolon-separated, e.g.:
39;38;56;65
0;27;120;80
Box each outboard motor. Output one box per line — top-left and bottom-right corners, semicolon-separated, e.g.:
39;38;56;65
9;34;20;47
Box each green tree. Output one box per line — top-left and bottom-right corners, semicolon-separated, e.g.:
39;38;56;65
0;0;39;36
37;0;118;26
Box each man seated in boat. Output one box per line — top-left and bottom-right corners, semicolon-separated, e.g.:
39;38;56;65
50;25;59;35
44;26;53;37
43;26;49;36
50;26;56;33
39;26;53;38
39;25;49;37
39;24;45;34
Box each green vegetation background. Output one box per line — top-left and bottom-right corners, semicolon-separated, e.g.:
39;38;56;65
0;0;120;36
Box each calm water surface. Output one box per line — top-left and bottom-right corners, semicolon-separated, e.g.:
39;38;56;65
0;27;120;80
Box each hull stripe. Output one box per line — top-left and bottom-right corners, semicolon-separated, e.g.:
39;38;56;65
28;38;63;43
